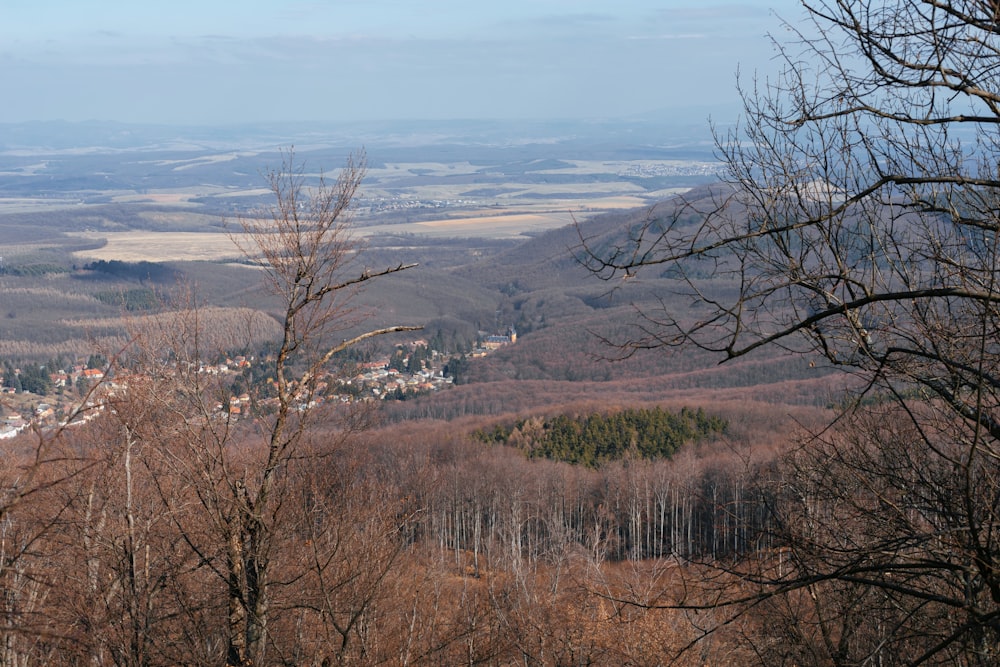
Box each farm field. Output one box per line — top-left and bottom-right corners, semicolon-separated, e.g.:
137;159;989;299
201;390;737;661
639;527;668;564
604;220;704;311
0;121;730;377
64;202;634;263
67;231;246;263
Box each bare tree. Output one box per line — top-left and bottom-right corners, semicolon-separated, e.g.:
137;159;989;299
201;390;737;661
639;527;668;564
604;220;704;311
580;1;1000;663
216;150;419;665
102;149;420;666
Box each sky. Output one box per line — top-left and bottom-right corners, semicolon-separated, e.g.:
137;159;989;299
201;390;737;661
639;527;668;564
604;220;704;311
0;1;801;126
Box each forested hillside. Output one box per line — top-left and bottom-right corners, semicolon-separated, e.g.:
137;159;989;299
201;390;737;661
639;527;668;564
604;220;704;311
0;147;816;665
0;145;855;665
8;0;1000;658
474;405;728;466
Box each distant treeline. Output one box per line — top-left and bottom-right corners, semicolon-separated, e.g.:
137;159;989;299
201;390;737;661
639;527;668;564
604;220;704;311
93;287;162;311
0;262;71;277
474;406;727;467
83;259;181;283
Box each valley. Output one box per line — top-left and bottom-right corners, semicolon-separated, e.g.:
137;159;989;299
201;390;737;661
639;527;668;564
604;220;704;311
0;1;992;660
0;120;838;419
0;119;858;665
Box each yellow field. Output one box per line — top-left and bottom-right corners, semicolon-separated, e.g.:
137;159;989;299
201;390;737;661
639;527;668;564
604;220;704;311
46;159;675;264
68;212;571;260
66;193;656;261
69;231;247;262
362;212;575;239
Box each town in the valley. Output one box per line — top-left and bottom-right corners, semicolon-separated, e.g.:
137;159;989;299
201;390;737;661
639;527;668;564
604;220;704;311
0;328;517;439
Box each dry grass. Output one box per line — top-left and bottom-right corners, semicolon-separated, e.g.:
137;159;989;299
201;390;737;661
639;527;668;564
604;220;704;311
407;211;578;237
69;232;248;262
66;205;615;257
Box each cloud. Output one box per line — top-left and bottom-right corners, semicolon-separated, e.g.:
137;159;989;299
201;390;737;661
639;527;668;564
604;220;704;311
628;33;705;41
0;1;788;123
654;5;775;21
517;12;616;27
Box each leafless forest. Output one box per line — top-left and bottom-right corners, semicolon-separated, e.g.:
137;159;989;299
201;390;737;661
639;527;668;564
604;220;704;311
0;151;802;666
5;1;1000;665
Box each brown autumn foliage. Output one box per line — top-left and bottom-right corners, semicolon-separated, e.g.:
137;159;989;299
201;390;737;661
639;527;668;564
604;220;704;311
0;146;856;666
0;394;804;666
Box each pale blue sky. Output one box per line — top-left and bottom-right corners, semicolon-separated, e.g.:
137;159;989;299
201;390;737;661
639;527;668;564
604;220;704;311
0;1;801;125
